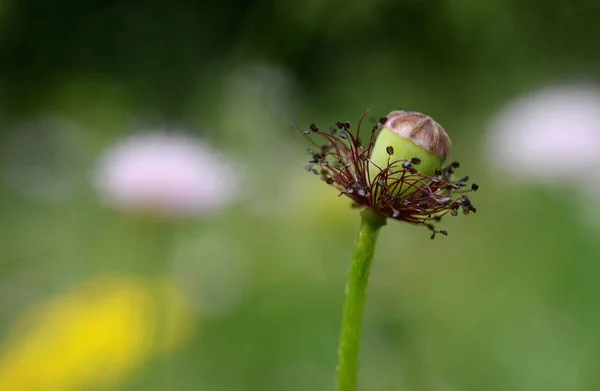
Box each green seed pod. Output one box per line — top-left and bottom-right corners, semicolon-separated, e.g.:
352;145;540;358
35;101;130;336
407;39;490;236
369;110;451;195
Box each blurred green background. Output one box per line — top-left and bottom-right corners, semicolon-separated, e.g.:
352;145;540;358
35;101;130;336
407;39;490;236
1;1;600;390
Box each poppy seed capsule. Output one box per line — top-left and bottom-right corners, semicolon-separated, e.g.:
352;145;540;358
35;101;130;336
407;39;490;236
369;110;451;195
298;109;477;231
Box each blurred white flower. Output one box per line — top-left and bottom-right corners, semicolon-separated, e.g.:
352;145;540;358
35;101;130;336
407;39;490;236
486;84;600;186
93;132;240;217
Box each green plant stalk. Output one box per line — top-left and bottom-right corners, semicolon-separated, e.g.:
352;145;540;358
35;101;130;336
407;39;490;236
337;209;386;391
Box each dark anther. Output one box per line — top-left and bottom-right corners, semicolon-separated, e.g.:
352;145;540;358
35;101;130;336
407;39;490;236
411;157;421;165
456;179;468;187
325;177;334;184
335;121;344;129
305;165;313;171
309;124;318;132
359;151;369;161
307;148;315;155
339;131;349;140
451;209;458;216
379;117;387;124
450;161;460;168
386;146;394;155
377;179;386;187
438;196;452;205
344;121;351;130
402;160;412;169
430;232;436;240
312;169;319;175
355;182;369;197
439;230;448;236
434;169;443;176
329;126;337;135
469;205;477;213
471;183;479;191
338;188;355;197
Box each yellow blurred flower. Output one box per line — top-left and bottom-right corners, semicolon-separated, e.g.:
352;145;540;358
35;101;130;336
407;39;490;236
0;274;194;391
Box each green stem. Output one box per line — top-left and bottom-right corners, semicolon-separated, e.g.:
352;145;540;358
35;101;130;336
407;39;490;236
337;209;386;391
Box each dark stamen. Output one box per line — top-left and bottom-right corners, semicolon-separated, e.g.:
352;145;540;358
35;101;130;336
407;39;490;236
438;196;452;205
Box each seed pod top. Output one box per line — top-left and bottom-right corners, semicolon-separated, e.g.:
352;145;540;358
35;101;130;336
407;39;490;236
383;110;451;161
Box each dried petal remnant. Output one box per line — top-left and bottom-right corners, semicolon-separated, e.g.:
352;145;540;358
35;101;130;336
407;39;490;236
298;109;478;236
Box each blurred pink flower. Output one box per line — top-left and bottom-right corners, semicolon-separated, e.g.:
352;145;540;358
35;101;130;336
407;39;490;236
487;84;600;185
93;132;239;217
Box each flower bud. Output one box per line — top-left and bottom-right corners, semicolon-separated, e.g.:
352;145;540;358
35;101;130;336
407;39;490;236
369;110;451;195
298;109;477;232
